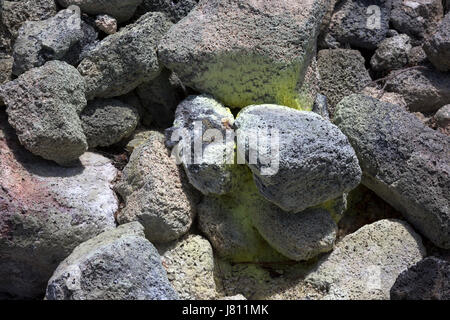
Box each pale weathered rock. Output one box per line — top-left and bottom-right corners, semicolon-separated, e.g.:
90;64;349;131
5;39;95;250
335;94;450;249
0;114;118;298
385;67;450;112
80;98;139;148
165;95;236;195
158;0;328;109
326;0;392;50
362;87;408;109
78;12;172;100
157;234;216;300
45;222;178;300
95;14;117;35
424;12;450;72
391;0;444;45
306;219;426;300
219;294;247;300
58;0;142;23
391;257;450;300
370;34;412;72
115;131;199;243
317;49;371;116
12;7;84;76
234;104;361;213
0;61;88;166
434;105;450;129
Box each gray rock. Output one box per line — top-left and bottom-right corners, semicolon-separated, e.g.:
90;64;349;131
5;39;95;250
317;49;371;116
165;95;236;195
157;234;217;300
391;0;444;45
0;114;118;298
0;60;88;166
306;219;426;300
12;7;84;76
158;0;328;110
407;45;428;66
391;257;450;300
58;0;143;23
385;67;450;112
1;0;57;39
312;94;330;120
115;131;199;243
136;68;186;128
250;207;337;261
0;55;12;84
424;12;450;72
45;222;178;300
80;98;139;148
136;0;199;23
78;12;172;100
234;104;361;213
326;0;391;50
370;34;412;72
434;104;450;128
334;94;450;249
95;14;117;35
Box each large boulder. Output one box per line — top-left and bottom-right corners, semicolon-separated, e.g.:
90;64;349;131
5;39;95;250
58;0;143;23
115;131;199;243
0;114;118;298
326;0;392;50
334;94;450;249
157;234;217;300
306;219;426;300
45;222;178;300
12;7;84;76
158;0;328;109
391;0;444;45
78;12;172;100
424;12;450;72
370;34;412;72
385;67;450;113
390;257;450;300
80;98;139;148
165;95;236;196
317;49;371;116
136;0;199;23
1;0;57;38
234;104;361;213
0;61;88;166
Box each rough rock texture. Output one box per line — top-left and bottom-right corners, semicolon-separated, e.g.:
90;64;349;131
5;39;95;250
326;0;391;50
0;55;12;84
0;61;88;166
115;131;199;243
250;207;338;261
312;94;330;119
234;104;361;213
391;0;444;45
0;114;118;298
435;104;450;129
361;86;407;109
370;34;412;72
317;49;371;116
424;12;450;72
45;222;178;300
407;45;428;66
1;0;57;39
12;7;84;76
158;0;328;110
157;234;217;300
165;95;236;195
306;219;426;300
385;67;450;112
390;257;450;300
136;0;199;23
78;12;172;100
136;68;185;128
58;0;142;23
298;57;321;111
95;14;117;35
80;99;139;148
334;94;450;249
